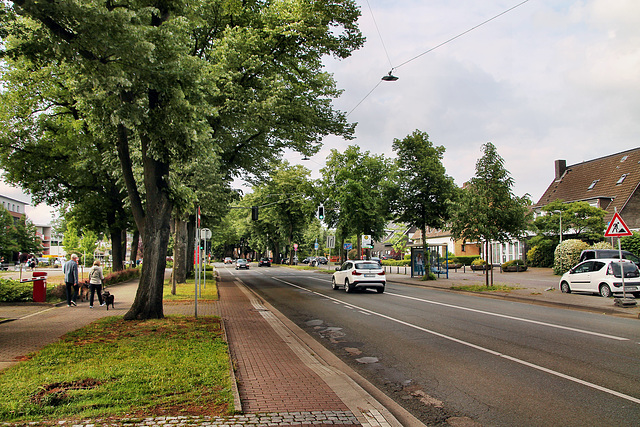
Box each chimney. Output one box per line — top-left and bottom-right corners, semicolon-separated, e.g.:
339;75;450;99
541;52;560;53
555;159;567;181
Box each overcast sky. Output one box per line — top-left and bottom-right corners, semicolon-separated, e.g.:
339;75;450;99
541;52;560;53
3;0;639;225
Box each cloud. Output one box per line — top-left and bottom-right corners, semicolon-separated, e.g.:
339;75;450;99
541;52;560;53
315;0;640;203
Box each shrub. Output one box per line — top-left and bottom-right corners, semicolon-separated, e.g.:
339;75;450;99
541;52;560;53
471;258;487;266
0;278;32;302
526;237;556;268
553;239;590;275
591;241;613;250
452;255;480;266
101;268;141;287
502;259;526;268
621;231;640;257
381;259;410;266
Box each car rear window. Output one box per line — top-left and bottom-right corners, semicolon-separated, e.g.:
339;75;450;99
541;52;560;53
608;262;640;278
355;262;380;270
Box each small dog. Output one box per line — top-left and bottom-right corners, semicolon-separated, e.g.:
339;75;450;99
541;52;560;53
102;290;115;310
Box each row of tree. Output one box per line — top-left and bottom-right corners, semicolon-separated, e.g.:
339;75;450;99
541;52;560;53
0;0;365;319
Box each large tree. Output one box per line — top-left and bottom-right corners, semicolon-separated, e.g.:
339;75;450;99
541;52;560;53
1;0;363;319
321;145;396;260
449;142;531;285
392;130;457;257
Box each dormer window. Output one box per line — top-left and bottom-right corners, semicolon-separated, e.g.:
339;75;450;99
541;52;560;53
587;179;599;190
616;174;628;185
620;155;628;162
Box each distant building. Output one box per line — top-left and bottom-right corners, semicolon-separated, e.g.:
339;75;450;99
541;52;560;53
0;195;28;225
534;148;640;230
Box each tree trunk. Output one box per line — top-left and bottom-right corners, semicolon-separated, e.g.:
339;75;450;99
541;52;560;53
129;229;139;265
173;217;188;284
123;134;172;320
111;229;124;272
186;216;195;277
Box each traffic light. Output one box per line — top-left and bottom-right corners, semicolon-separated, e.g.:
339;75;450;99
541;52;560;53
317;205;324;220
251;206;258;221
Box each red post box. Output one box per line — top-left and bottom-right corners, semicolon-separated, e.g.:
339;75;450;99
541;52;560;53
32;271;47;303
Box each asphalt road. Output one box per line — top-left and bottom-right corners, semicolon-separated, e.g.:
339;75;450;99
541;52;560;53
220;265;640;427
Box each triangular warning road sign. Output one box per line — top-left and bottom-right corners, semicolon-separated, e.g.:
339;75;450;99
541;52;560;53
604;212;633;237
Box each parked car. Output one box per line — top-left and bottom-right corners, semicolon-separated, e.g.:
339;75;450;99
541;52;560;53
258;258;271;267
332;260;386;293
579;249;640;267
559;258;640;297
224;257;233;264
235;259;249;270
301;257;312;264
317;256;328;265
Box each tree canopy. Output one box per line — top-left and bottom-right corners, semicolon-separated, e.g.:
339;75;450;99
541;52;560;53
392;130;457;252
1;0;364;319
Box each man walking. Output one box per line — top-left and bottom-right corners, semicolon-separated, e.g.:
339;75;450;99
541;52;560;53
63;254;79;307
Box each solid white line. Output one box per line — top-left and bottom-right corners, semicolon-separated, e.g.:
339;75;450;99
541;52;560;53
271;276;640;406
384;291;629;341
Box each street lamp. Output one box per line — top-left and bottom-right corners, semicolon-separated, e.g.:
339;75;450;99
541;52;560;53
553;210;563;243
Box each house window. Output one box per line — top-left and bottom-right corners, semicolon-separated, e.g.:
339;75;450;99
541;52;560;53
461;244;466;252
616;174;628;185
587;179;599;190
620;155;628;162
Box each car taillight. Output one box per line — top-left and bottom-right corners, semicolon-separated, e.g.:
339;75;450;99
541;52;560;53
351;270;362;275
378;271;385;275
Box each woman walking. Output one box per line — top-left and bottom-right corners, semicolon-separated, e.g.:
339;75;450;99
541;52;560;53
88;260;105;308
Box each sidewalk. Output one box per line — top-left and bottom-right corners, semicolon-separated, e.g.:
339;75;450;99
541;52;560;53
0;273;415;427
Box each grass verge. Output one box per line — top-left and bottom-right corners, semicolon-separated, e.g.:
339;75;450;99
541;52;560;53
163;275;218;302
0;316;233;423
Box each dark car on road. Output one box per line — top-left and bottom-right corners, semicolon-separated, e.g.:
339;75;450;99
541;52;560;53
235;259;249;270
258;258;271;267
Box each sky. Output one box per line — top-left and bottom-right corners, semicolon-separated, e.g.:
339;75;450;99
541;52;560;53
2;0;639;225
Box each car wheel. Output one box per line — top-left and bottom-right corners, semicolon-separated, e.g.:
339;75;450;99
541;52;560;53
332;277;339;290
376;286;385;294
560;281;571;294
345;279;353;293
599;283;612;298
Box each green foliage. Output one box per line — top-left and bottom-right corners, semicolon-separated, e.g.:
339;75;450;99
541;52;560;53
102;268;141;287
391;130;457;240
553;239;590;275
591;241;613;250
533;200;607;242
0;208;42;260
526;236;556;268
621;232;640;256
0;278;32;303
321;145;396;253
471;258;487;266
449;142;531;245
501;259;526;268
451;256;480;266
381;259;410;266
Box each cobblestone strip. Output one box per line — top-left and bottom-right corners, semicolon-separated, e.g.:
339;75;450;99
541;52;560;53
1;411;361;427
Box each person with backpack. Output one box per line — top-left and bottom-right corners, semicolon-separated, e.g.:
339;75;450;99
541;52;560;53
88;259;105;308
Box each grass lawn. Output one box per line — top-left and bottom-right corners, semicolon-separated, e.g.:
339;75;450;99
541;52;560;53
0;282;232;423
163;276;218;302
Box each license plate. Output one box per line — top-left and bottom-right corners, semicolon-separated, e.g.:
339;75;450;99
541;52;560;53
364;274;375;277
625;286;637;291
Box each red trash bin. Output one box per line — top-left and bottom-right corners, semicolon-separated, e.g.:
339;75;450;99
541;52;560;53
32;272;47;303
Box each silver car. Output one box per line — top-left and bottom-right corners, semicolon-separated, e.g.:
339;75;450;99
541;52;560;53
235;259;249;270
332;260;386;293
